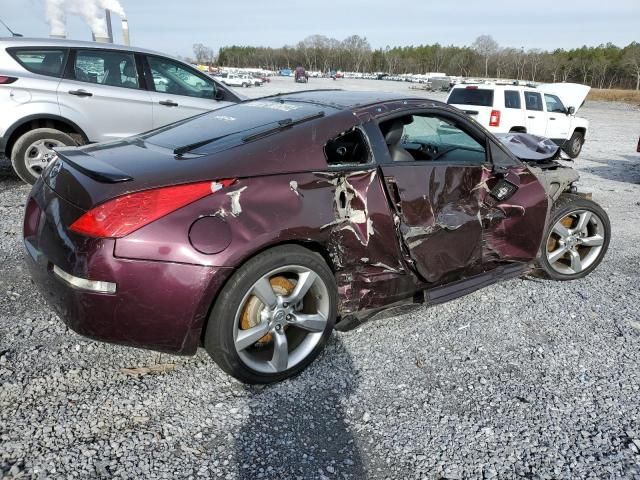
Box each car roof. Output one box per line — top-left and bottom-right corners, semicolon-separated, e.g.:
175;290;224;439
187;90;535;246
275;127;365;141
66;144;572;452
275;89;439;110
0;36;183;60
451;83;537;91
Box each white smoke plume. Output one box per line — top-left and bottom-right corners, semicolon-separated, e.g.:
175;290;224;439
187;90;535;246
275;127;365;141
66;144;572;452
45;0;126;39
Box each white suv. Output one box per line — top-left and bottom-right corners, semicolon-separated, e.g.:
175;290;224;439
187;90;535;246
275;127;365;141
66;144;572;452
0;38;242;184
447;83;590;158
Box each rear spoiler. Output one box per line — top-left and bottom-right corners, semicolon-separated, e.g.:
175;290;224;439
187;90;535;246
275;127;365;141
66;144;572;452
54;148;133;183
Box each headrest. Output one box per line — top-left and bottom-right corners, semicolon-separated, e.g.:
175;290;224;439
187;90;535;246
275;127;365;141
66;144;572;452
384;120;405;145
123;60;137;77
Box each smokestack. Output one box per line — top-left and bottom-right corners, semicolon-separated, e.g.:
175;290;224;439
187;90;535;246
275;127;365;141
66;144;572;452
121;18;130;46
105;9;113;43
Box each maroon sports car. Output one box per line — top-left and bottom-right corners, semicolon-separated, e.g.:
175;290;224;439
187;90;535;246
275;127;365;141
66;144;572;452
23;90;610;383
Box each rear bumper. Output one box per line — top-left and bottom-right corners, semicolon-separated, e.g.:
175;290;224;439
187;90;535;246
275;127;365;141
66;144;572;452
24;240;232;355
23;181;233;355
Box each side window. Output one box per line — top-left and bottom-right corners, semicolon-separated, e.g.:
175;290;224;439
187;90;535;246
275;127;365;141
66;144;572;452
11;49;66;78
544;94;566;113
381;114;486;164
524;91;543;111
504;90;521;109
74;50;139;89
147;56;215;99
325;128;370;165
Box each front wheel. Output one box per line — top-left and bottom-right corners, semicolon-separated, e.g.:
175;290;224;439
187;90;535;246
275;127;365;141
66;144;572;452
564;131;584;158
537;195;610;281
204;245;337;384
11;128;76;184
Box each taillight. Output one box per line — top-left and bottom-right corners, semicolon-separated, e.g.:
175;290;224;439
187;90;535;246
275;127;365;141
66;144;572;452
70;179;235;238
489;110;501;127
0;75;18;85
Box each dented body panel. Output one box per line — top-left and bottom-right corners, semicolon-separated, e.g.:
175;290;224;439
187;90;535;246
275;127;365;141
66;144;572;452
24;90;571;355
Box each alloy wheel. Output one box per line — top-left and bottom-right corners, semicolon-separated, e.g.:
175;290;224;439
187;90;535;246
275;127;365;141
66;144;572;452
233;265;330;374
546;209;606;275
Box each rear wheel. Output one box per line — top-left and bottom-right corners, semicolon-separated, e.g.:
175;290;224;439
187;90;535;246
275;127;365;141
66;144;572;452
564;131;584;158
537;195;610;281
11;128;76;184
204;245;337;384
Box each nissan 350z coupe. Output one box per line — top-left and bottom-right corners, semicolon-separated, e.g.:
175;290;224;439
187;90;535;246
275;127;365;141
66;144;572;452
23;90;611;384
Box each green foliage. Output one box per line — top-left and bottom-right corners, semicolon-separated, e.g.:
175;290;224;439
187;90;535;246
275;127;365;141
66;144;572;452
213;35;640;89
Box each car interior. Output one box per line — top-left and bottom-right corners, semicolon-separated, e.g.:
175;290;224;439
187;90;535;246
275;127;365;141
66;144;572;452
324;128;370;165
74;53;139;89
380;115;486;164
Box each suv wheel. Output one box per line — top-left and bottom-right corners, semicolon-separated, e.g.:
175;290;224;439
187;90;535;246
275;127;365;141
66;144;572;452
11;128;76;184
564;131;584;158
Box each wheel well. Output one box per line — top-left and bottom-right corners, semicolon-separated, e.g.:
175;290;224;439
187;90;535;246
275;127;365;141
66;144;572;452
573;127;586;138
198;240;334;346
509;126;527;133
5;117;88;158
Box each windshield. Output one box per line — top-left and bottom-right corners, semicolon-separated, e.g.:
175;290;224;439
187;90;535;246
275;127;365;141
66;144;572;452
447;88;494;107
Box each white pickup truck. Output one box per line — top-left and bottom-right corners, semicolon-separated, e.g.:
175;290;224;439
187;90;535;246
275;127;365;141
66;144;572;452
447;83;590;158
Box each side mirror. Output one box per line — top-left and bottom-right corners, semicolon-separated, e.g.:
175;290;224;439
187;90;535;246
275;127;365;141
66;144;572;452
214;90;224;101
567;106;576;115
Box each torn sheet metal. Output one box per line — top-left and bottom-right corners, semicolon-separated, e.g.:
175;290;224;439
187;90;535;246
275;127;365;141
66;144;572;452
378;164;485;284
479;166;549;264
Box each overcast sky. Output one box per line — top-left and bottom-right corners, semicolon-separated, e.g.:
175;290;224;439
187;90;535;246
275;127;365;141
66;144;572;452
2;0;639;58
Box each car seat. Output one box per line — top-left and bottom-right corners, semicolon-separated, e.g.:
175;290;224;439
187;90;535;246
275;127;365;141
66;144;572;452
384;120;414;162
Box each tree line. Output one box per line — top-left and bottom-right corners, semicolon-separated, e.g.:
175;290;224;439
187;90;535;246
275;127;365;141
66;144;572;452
192;35;640;90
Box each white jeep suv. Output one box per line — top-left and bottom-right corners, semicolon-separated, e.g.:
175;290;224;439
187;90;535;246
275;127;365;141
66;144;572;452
0;38;242;184
446;83;590;158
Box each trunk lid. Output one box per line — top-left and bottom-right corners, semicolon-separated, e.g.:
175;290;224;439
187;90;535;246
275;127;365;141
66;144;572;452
44;101;350;210
537;83;590;113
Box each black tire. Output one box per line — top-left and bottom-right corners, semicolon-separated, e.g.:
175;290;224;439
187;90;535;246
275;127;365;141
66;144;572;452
11;128;76;184
564;131;584;158
204;245;337;384
536;194;610;281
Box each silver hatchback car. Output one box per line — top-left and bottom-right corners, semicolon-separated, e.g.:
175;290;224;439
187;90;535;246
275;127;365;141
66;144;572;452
0;38;241;184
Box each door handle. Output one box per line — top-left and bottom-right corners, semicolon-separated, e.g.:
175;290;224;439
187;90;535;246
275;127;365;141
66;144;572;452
527;115;535;119
68;89;92;97
159;100;179;107
550;117;556;120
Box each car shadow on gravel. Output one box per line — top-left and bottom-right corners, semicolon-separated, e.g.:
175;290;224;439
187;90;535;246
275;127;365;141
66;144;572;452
234;336;366;479
582;156;640;184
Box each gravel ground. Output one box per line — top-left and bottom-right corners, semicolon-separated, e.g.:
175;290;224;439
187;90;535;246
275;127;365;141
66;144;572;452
1;78;639;479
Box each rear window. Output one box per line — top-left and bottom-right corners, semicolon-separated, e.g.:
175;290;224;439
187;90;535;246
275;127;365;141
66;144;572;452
504;90;521;109
143;100;336;153
9;49;67;78
447;88;494;107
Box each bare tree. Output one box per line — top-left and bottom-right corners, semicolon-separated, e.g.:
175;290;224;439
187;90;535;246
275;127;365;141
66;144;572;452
472;35;499;77
623;42;640;90
193;43;214;65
